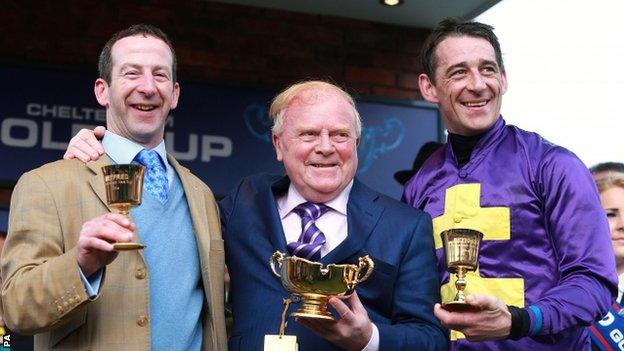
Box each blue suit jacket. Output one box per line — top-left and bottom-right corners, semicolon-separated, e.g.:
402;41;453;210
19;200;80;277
220;174;448;351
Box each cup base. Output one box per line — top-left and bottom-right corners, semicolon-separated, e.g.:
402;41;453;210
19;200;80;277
292;311;334;321
113;242;145;251
441;301;481;312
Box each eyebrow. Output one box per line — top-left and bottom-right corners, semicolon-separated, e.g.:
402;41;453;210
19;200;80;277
443;59;500;76
479;59;499;68
118;63;171;73
295;125;352;133
444;62;467;76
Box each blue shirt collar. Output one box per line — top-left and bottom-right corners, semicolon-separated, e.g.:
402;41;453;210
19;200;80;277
102;131;173;184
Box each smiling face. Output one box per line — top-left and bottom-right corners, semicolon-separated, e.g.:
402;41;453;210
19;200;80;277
418;35;507;136
600;186;624;267
272;88;359;203
94;34;179;148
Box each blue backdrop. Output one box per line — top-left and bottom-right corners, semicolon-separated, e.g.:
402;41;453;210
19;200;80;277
0;65;440;201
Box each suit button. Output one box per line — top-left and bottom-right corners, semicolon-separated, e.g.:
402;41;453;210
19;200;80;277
453;216;462;223
137;315;148;327
135;267;146;279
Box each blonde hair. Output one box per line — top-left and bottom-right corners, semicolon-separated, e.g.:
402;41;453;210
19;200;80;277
268;81;362;137
596;173;624;194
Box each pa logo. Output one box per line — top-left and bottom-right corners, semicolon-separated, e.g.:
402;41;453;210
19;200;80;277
0;326;11;350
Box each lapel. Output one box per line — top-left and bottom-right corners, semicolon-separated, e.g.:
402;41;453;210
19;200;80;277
168;155;209;244
321;179;384;265
87;155;115;212
265;176;290;253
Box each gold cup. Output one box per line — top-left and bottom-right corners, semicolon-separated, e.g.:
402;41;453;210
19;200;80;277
269;251;374;320
102;164;145;251
440;228;483;311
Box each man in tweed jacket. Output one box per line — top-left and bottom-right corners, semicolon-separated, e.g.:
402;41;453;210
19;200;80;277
0;24;226;351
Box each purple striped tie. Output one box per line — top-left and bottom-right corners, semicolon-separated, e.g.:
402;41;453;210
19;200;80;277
287;202;330;261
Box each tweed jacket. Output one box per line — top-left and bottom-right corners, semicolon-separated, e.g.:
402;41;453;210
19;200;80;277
0;155;227;351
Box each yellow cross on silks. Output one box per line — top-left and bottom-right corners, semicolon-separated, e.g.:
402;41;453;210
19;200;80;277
432;183;525;341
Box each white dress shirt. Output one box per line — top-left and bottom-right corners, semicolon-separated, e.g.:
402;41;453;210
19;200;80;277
276;181;352;257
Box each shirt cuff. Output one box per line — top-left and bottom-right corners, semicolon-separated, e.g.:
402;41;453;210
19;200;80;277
78;267;104;299
526;305;543;335
361;323;379;351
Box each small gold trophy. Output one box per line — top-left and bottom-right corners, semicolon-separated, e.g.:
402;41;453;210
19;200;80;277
269;251;374;320
441;228;483;311
102;164;145;251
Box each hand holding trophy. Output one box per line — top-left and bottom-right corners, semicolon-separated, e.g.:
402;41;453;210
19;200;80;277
102;164;146;251
440;228;483;311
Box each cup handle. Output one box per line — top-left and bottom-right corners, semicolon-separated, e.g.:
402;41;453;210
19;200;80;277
269;251;284;278
356;256;375;283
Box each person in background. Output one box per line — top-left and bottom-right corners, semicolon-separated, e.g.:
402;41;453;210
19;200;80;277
590;173;624;350
590;162;624;181
1;24;226;350
403;18;617;350
393;141;444;185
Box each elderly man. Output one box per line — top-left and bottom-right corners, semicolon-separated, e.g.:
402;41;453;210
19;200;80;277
402;19;617;350
2;24;226;350
64;81;448;350
221;81;446;350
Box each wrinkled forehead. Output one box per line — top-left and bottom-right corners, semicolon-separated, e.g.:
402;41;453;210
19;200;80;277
290;87;341;107
110;34;174;70
434;35;497;67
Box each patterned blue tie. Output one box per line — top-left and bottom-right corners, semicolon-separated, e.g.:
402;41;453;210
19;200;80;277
134;149;168;203
287;202;330;261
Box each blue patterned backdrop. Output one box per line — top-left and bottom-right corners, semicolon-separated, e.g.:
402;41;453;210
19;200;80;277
0;65;440;200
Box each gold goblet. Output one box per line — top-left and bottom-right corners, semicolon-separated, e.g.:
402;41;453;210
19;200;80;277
441;228;483;311
102;164;145;251
269;251;374;320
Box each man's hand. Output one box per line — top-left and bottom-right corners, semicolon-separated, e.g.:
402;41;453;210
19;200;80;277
63;126;106;162
76;213;135;276
297;291;373;351
434;294;511;342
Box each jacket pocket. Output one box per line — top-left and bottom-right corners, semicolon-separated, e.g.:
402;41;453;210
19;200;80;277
359;256;398;316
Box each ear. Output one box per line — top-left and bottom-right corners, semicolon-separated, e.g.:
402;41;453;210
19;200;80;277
94;78;109;107
272;133;283;161
170;82;181;109
500;70;508;95
418;73;439;104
